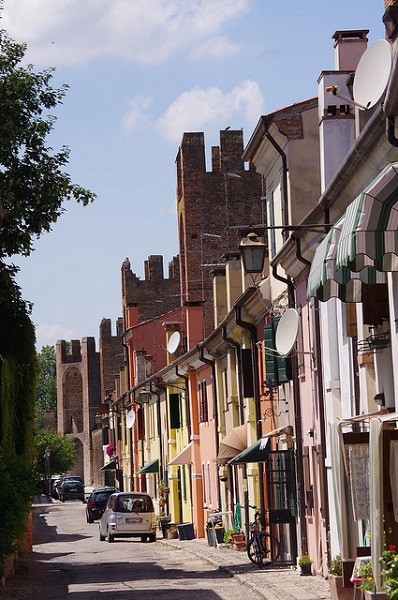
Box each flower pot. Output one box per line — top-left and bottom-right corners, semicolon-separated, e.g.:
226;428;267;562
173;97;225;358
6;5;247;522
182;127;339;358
300;564;312;575
329;575;354;600
363;591;388;600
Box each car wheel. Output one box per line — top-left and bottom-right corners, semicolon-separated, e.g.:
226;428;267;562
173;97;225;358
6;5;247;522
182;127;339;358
99;529;105;542
108;529;115;543
60;496;65;502
141;535;147;542
87;513;94;524
148;534;156;543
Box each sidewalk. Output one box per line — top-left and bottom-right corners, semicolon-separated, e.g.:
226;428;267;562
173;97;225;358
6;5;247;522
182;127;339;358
160;536;332;600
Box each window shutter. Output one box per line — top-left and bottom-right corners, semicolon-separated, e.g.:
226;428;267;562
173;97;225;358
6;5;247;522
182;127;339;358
137;407;145;440
169;394;180;429
241;348;254;397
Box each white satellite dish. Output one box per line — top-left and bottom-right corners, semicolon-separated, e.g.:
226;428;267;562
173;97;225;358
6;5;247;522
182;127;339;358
167;331;180;354
353;39;392;110
126;410;136;429
275;309;299;356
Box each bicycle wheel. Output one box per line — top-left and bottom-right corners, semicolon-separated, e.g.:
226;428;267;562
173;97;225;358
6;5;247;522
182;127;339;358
247;536;266;565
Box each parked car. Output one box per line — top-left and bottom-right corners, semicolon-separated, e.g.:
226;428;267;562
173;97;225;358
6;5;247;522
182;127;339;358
59;478;85;502
51;477;63;499
99;492;157;543
85;487;117;523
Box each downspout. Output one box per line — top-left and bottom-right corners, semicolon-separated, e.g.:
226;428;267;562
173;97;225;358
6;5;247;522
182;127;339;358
263;121;289;242
272;263;308;555
199;347;221;507
176;366;190;438
222;326;244;423
149;383;163;479
294;236;330;563
234;304;264;538
122;339;134;491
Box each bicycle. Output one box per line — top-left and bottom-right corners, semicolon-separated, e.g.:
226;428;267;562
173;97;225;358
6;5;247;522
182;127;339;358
246;505;280;566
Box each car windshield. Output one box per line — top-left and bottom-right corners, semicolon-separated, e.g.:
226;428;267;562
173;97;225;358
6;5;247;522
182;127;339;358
94;492;114;502
63;481;83;490
115;495;153;513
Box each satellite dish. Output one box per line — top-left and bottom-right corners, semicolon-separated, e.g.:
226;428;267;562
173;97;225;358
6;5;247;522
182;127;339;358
126;410;136;429
167;331;180;354
275;309;299;356
353;39;392;110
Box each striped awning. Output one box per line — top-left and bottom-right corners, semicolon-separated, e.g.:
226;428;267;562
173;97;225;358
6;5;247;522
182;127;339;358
137;458;159;474
336;162;398;273
306;215;385;303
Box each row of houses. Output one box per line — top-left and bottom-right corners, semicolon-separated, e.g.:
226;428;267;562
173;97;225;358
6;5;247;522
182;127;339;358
57;1;398;589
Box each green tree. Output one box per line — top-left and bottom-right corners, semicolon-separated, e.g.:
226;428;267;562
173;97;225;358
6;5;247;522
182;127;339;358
0;29;95;266
36;345;57;428
34;429;77;476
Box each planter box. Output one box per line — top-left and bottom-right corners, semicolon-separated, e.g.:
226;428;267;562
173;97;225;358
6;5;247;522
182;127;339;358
329;575;354;600
364;591;388;600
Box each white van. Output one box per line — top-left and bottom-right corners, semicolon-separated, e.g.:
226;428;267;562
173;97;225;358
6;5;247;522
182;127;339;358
99;491;157;543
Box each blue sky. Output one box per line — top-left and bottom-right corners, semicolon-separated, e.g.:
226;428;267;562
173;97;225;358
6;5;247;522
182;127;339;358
2;0;385;351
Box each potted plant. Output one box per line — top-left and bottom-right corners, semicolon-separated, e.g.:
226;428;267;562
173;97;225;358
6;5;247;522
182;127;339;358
329;554;353;600
380;545;398;600
298;554;312;575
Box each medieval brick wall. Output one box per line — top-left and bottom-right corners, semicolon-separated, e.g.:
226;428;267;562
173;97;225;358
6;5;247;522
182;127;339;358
176;129;263;337
121;254;180;323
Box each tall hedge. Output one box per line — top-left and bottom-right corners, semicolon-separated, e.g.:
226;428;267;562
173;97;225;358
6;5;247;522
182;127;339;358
0;266;38;577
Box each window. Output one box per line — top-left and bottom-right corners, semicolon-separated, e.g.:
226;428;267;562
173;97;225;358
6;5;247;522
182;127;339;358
199;380;208;423
268;188;276;257
169;393;181;429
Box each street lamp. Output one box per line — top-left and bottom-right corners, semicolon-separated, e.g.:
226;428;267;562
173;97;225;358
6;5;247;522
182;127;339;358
239;231;267;278
44;447;51;497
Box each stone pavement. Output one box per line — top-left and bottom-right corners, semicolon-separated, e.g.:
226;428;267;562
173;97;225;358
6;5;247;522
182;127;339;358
160;536;332;600
31;495;332;600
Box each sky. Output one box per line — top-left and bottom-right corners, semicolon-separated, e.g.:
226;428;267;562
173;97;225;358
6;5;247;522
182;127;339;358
1;0;386;352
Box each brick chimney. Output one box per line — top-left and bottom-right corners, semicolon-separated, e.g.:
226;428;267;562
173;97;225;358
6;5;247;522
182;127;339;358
333;30;369;71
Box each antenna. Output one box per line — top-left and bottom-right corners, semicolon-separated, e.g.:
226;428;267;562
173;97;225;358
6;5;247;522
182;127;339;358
126;410;136;429
353;39;392;110
167;331;180;355
275;308;300;357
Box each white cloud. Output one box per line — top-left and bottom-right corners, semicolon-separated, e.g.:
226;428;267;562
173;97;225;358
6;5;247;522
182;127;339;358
121;96;153;132
192;36;240;60
35;323;77;351
156;80;264;142
2;0;249;66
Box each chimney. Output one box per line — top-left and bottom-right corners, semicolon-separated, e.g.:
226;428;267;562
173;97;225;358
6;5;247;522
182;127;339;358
332;30;369;71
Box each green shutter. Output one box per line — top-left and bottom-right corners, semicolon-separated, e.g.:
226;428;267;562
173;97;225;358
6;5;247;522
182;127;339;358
264;319;292;386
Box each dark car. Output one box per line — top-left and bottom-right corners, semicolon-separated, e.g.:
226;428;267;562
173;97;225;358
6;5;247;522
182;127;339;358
59;479;85;502
85;487;117;523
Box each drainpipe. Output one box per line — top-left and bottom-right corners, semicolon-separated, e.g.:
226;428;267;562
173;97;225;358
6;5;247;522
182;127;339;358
176;366;190;439
122;339;134;491
199;347;221;507
263;123;289;242
234;303;264;538
149;383;163;479
222;326;244;423
294;236;331;564
271;263;308;555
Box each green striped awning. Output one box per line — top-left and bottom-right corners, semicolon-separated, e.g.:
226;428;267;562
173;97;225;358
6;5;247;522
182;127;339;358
229;435;270;464
336;162;398;273
306;216;385;303
137;458;159;474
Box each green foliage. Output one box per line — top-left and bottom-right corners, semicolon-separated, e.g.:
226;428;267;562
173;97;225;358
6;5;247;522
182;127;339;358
0;450;37;577
223;529;234;544
36;345;57;428
298;554;312;567
0;29;96;263
359;560;374;592
381;547;398;599
329;554;343;576
34;429;77;476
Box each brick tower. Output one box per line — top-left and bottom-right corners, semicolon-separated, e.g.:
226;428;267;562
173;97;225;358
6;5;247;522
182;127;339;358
176;129;263;337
